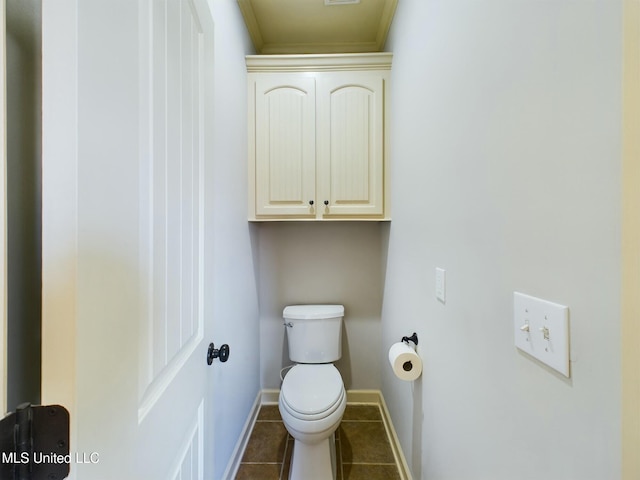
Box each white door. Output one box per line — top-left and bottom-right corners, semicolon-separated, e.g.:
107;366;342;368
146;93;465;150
0;0;6;417
41;1;214;479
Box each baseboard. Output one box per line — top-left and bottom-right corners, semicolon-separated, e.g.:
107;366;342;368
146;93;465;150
220;391;262;480
346;388;383;404
377;391;413;480
261;388;279;404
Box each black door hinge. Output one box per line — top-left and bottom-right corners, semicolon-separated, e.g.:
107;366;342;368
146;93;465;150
0;403;70;480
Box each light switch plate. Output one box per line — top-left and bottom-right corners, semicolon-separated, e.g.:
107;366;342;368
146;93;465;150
513;292;570;377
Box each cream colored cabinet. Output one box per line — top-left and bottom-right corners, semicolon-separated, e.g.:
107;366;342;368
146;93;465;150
247;53;391;221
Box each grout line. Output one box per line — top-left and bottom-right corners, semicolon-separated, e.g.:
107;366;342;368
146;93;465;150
279;434;292;480
337;429;344;480
340;419;384;423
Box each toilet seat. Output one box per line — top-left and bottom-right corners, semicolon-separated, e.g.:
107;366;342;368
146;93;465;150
281;364;344;421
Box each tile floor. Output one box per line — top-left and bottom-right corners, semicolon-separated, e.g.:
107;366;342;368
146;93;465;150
235;404;402;480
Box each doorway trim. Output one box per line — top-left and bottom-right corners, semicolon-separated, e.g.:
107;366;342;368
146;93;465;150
0;0;7;416
622;1;640;478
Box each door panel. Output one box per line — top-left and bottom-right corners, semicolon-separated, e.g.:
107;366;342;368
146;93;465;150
317;72;385;217
254;75;316;217
169;402;203;480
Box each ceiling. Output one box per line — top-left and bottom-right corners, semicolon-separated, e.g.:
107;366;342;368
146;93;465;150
237;0;398;54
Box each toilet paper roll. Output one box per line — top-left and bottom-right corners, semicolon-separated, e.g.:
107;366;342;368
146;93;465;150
388;342;422;381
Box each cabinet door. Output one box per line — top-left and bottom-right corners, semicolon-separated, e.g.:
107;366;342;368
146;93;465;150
253;75;316;217
317;72;386;218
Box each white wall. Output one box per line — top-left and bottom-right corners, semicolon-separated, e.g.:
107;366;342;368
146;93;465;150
206;1;260;478
382;2;622;479
258;222;386;391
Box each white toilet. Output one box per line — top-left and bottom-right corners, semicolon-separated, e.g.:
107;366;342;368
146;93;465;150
279;305;347;480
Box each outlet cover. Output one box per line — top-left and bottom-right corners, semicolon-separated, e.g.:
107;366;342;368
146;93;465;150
513;292;570;377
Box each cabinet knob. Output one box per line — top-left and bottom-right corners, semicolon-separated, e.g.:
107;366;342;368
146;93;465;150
324;200;329;206
309;200;314;206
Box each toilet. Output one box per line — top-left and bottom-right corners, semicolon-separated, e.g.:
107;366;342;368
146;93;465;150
279;305;347;480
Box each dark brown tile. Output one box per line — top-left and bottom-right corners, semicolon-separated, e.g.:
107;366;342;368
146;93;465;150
339;422;395;464
257;404;282;421
342;405;382;421
342;464;401;480
235;463;282;480
240;421;289;463
282;436;293;479
335;433;343;480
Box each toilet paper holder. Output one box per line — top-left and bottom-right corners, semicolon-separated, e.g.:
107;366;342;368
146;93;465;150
401;332;418;346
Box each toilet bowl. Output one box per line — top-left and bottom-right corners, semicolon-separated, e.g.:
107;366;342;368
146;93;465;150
279;363;346;480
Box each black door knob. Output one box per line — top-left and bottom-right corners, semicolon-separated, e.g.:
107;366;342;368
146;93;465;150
207;343;230;365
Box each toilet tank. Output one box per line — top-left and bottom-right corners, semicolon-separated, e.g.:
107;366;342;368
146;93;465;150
283;305;344;363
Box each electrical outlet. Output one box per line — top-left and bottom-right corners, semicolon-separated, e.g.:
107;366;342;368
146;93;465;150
435;268;446;304
513;292;570;377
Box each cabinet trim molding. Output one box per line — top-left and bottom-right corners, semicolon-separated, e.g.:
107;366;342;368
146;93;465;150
246;52;392;73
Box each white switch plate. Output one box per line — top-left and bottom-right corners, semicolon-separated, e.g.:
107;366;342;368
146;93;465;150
435;268;446;303
513;292;570;377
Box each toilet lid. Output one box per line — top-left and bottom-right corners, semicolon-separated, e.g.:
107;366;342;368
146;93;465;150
281;364;343;417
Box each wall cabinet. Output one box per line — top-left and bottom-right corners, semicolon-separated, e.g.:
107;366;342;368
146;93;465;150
247;53;392;221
